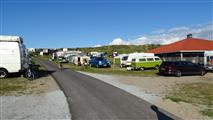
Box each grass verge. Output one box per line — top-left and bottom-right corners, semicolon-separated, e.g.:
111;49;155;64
37;55;158;77
63;63;158;77
202;109;213;117
0;59;50;96
0;77;33;96
166;82;213;118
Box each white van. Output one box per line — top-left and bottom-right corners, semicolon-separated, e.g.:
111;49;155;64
127;56;162;71
0;35;29;78
120;53;154;67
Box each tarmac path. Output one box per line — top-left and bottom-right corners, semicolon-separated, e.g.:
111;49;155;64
40;60;181;120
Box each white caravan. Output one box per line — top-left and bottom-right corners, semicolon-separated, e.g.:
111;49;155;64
120;53;154;67
73;55;90;66
204;51;213;71
0;35;29;78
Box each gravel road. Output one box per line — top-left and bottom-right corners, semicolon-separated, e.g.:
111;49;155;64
0;76;71;120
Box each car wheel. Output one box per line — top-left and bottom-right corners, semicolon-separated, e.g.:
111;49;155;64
0;69;8;78
140;67;144;71
175;70;181;77
200;70;206;76
155;65;159;70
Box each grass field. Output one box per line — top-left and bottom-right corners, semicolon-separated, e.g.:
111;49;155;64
166;82;213;118
63;63;158;77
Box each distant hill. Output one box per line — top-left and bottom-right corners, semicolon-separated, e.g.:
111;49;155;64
68;44;160;55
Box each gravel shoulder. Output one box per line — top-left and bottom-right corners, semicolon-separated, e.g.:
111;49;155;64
79;71;213;120
0;75;71;120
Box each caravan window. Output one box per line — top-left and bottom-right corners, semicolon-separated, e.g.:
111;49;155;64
132;59;136;62
154;58;160;61
147;58;154;61
122;56;128;60
139;58;146;62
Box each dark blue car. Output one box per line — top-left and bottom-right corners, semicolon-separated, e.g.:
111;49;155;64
89;57;110;68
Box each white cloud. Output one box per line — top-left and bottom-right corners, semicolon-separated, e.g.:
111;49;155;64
93;44;102;47
108;22;213;45
168;26;189;32
152;29;165;34
109;38;130;45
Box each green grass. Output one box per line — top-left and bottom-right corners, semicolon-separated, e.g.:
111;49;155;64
0;77;33;96
202;109;213;117
63;63;158;77
166;82;213;118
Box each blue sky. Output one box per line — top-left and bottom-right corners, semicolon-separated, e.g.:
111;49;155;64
1;0;212;48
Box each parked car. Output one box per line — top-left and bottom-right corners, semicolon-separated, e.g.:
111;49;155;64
127;56;162;71
159;61;206;77
89;57;110;68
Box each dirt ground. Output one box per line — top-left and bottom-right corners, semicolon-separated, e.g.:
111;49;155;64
27;75;60;94
80;71;213;120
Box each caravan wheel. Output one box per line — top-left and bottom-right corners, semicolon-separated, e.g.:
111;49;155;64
0;69;8;78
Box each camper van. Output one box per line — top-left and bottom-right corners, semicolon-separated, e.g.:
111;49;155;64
0;35;29;78
127;56;162;71
120;53;154;67
204;51;213;71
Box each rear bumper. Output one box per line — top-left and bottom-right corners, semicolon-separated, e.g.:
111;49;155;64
205;65;213;71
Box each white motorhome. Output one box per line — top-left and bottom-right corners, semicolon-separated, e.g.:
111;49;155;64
204;51;213;71
120;53;154;67
0;35;29;78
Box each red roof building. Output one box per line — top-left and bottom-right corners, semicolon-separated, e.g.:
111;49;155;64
147;38;213;54
147;35;213;64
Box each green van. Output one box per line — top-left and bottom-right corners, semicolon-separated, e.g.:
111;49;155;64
129;56;162;71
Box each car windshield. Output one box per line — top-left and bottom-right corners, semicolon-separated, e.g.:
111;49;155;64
162;62;175;66
97;57;104;60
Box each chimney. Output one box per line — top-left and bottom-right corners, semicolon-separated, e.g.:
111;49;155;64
187;34;192;38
